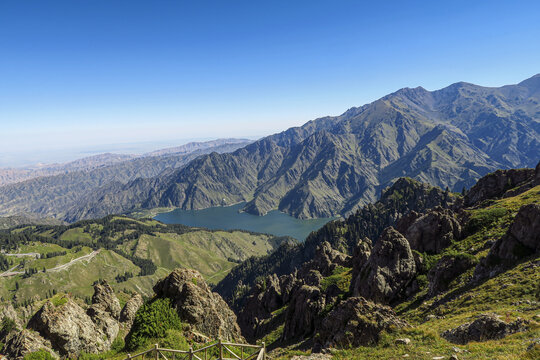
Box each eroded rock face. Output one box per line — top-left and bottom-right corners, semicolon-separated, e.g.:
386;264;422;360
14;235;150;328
476;204;540;279
349;237;372;296
399;208;462;254
354;227;416;304
119;294;144;329
465;168;535;206
314;297;408;351
299;241;351;280
0;302;22;333
153;268;243;341
505;203;540;253
441;314;529;344
428;255;477;297
87;281;121;320
237;274;283;340
282;285;326;341
86;282;121;343
28;299;113;357
4;329;56;360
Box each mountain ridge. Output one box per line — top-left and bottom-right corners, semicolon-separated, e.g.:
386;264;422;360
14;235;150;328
63;75;540;222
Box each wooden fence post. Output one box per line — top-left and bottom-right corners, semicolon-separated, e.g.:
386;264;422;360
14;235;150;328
154;343;159;360
218;339;223;360
189;346;193;360
127;354;131;360
262;342;266;360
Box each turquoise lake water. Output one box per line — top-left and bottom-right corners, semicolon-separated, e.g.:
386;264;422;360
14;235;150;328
154;203;334;241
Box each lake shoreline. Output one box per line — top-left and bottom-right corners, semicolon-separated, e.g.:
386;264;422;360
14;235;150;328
154;203;335;241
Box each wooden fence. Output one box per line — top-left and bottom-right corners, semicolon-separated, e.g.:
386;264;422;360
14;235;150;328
124;340;267;360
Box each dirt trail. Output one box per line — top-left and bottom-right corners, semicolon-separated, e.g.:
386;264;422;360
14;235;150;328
4;252;40;258
0;250;101;277
0;265;24;277
48;250;100;272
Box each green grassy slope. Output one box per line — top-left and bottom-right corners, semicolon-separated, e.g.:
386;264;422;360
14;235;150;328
0;216;285;307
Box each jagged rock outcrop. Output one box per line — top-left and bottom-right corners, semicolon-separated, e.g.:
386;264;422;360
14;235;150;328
397;207;462;254
441;314;529;344
465;167;536;206
153;268;243;341
475;203;540;279
280;272;299;304
299;242;351;279
314;297;408;351
86;282;121;348
282;285;326;341
502;203;540;254
354;227;417;304
237;274;283;340
349;237;372;295
87;281;121;320
28;298;115;357
0;302;22;331
4;329;56;360
428;255;477;297
119;294;144;329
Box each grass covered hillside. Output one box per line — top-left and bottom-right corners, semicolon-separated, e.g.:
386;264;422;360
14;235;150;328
0;215;288;311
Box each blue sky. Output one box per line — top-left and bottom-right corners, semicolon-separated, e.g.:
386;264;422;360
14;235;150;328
0;0;539;166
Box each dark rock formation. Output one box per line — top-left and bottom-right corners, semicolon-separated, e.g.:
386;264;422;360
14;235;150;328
4;329;56;360
428;255;477;297
87;281;121;320
354;227;417;304
280;272;299;304
349;237;372;295
465;168;536;206
441;314;529;344
314;297;408;351
119;294;144;329
28;298;115;357
475;203;540;279
0;303;22;332
282;285;326;341
237;274;284;340
300;241;351;277
153;268;243;341
503;203;540;254
398;207;462;254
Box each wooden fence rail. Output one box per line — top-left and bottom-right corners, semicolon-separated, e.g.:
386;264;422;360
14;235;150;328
125;340;266;360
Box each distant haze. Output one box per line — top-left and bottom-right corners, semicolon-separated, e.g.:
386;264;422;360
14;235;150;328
0;137;259;168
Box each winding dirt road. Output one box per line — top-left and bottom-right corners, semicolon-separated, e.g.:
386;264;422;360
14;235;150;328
0;249;101;277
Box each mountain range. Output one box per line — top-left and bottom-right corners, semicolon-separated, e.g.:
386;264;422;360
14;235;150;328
61;74;540;222
0;139;252;220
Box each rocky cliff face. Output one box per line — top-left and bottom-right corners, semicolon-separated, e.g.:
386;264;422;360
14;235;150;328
119;294;144;330
314;297;408;351
28;298;115;357
397;207;462;254
153;268;243;341
4;330;56;360
5;282;142;359
354;227;417;304
465;162;540;207
475;202;540;279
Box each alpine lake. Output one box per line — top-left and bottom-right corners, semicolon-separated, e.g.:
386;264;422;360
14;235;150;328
154;202;335;241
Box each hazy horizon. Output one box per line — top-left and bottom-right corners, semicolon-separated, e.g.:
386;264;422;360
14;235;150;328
0;136;263;168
